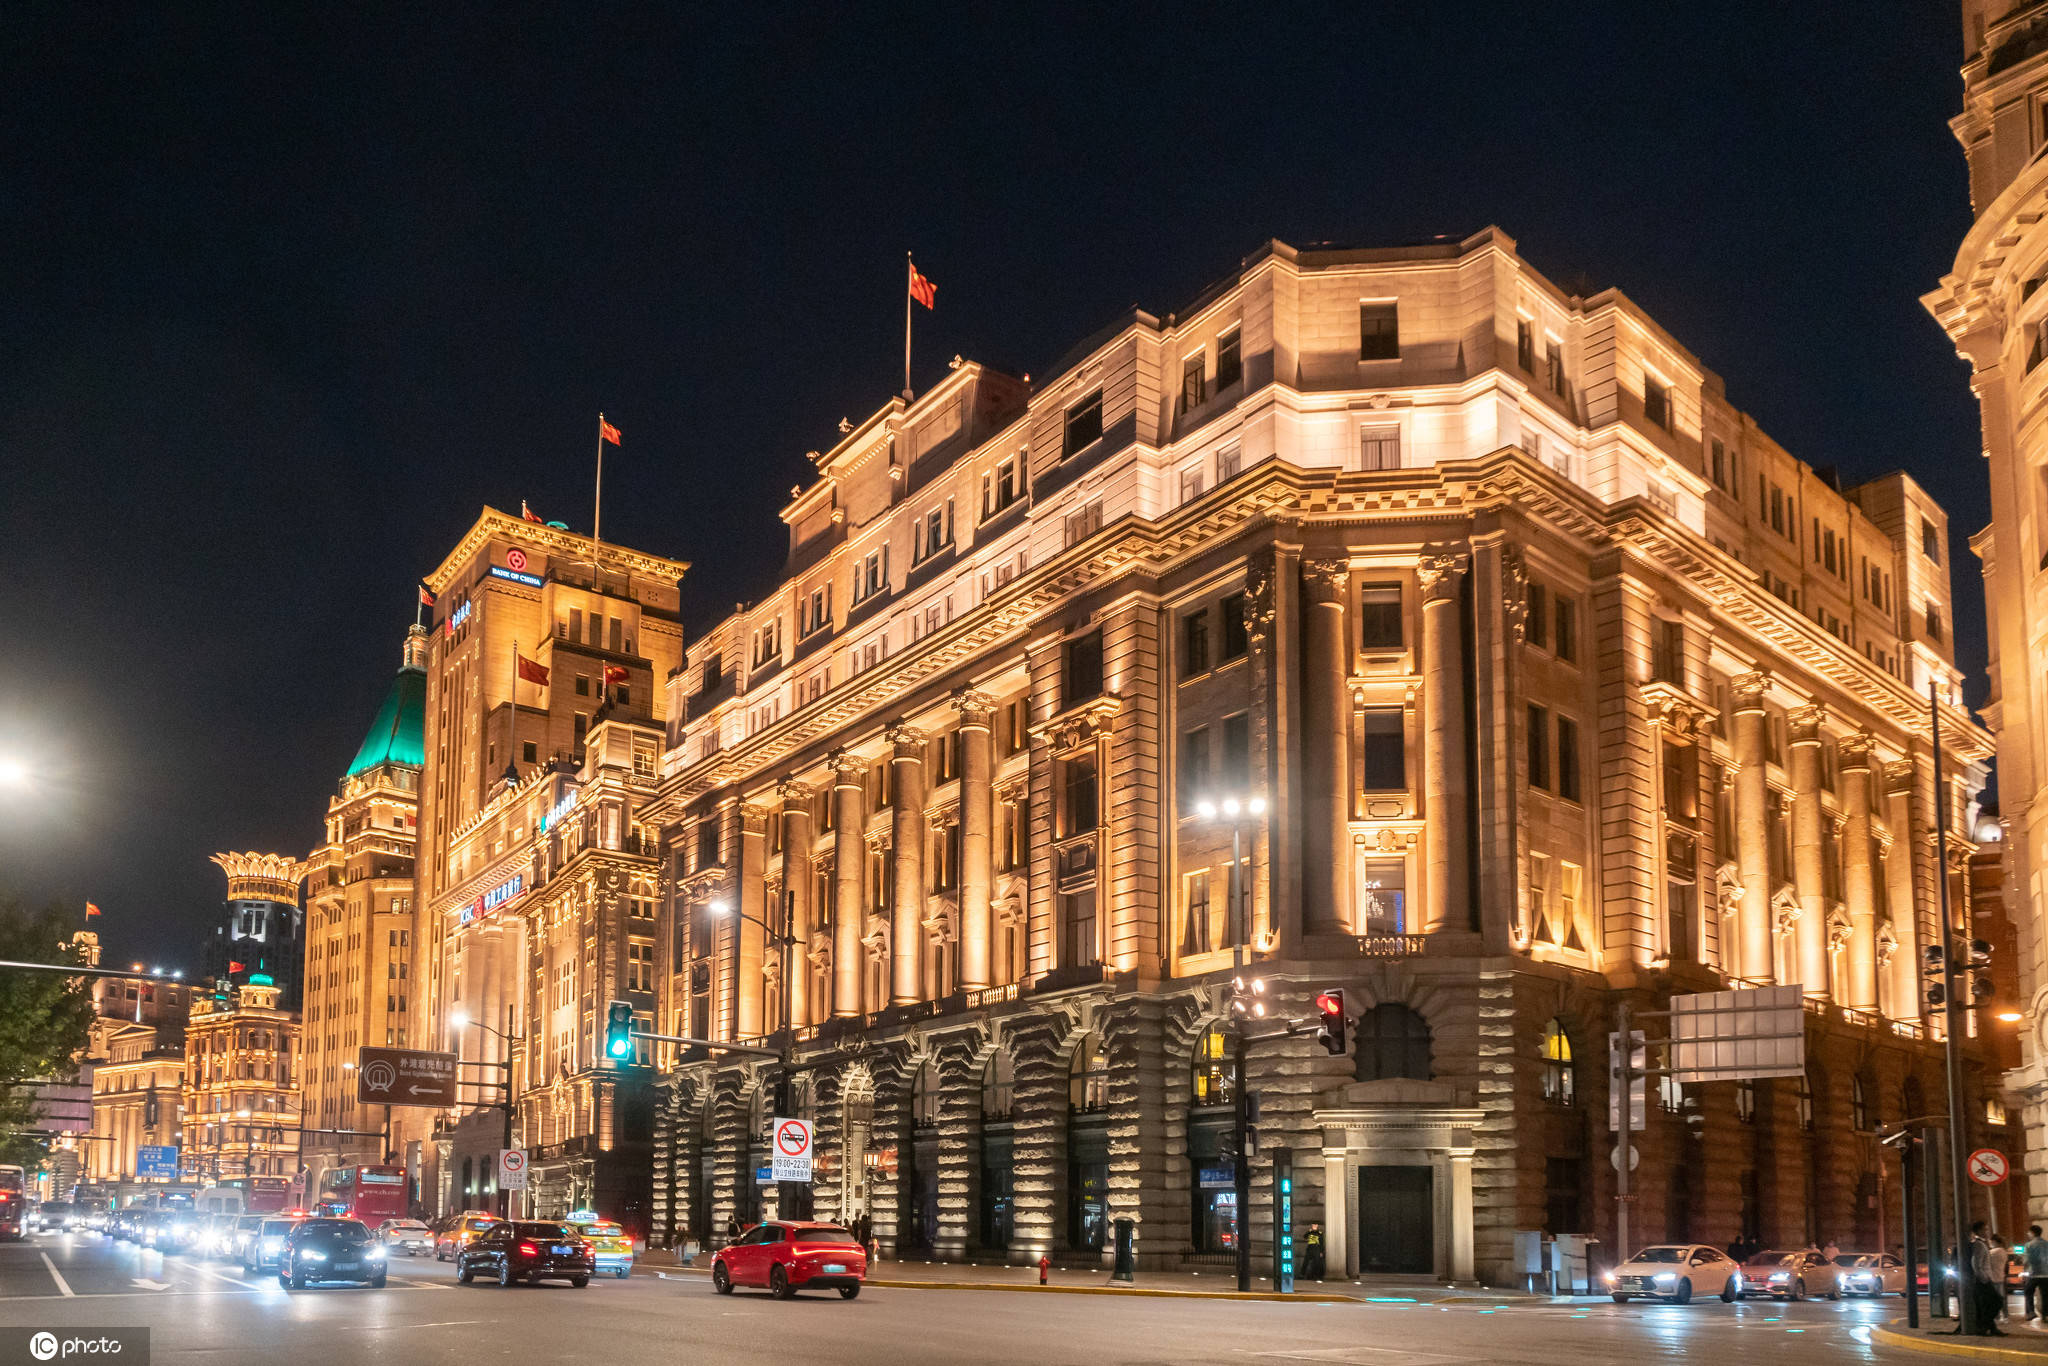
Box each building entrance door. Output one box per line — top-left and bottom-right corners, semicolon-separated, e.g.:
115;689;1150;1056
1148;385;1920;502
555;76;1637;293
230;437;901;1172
1356;1165;1433;1274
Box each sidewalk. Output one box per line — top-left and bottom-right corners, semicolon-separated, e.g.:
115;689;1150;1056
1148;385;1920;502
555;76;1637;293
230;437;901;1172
638;1248;1559;1304
1872;1320;2048;1363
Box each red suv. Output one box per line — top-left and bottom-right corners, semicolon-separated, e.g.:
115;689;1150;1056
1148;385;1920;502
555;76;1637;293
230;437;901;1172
712;1221;866;1299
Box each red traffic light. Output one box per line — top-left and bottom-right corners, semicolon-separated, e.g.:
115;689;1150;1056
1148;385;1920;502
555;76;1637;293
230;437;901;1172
1315;991;1344;1016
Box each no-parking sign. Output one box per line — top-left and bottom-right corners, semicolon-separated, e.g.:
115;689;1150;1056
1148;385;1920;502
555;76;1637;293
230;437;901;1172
770;1117;813;1182
1969;1148;2010;1186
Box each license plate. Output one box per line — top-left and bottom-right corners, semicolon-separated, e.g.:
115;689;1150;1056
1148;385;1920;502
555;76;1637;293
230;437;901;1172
554;1245;572;1255
335;1261;357;1271
822;1263;846;1274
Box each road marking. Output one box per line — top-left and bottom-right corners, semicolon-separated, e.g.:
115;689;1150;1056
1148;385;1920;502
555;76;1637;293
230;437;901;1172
131;1277;170;1291
190;1264;256;1289
39;1253;73;1297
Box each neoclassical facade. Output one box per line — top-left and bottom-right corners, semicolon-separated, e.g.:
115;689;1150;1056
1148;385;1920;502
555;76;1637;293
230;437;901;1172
644;230;2009;1282
1925;0;2048;1221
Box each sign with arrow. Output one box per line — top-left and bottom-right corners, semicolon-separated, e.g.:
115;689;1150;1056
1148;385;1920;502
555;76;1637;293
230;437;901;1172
355;1045;459;1108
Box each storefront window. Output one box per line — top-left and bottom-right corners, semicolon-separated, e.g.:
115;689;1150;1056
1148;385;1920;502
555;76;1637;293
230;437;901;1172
1191;1026;1233;1107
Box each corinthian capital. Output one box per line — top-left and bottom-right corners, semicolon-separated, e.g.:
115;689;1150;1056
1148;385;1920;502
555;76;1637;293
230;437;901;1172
1787;703;1825;744
1417;546;1470;604
951;687;998;724
887;720;927;755
777;777;816;807
1301;557;1350;604
831;747;867;780
1731;670;1769;710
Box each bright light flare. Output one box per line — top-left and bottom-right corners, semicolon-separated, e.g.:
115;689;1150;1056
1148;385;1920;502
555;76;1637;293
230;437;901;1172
0;758;27;787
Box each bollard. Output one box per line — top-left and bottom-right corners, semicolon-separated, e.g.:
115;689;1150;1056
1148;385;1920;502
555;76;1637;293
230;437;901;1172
1112;1218;1136;1284
1038;1254;1050;1285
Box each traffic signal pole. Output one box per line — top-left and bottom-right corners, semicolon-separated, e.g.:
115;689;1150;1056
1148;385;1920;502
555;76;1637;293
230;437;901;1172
1931;683;1979;1336
1229;818;1252;1294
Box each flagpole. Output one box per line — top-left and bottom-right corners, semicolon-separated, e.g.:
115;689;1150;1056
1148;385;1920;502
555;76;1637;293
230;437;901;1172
593;414;606;570
904;253;914;401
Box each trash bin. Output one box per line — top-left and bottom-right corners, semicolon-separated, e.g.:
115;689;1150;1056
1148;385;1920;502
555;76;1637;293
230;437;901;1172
1112;1217;1136;1284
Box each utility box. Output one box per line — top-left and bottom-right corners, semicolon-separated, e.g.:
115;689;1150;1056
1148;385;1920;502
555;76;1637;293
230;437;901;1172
1553;1233;1594;1295
1511;1230;1545;1291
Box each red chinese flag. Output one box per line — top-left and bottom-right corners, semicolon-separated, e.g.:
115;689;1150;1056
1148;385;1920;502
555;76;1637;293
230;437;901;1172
418;584;436;607
85;902;101;919
908;265;936;310
229;961;245;974
603;664;629;687
517;654;550;687
599;418;622;446
521;500;545;523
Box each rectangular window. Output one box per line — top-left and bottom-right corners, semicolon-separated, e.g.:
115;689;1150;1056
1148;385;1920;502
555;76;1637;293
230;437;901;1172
1546;339;1566;398
1525;583;1549;649
1361;858;1406;934
1215;329;1242;391
694;820;720;871
1359;301;1399;360
1644;375;1671;430
1358;426;1401;471
1362;708;1404;790
1554;596;1578;663
1709;438;1726;489
1180;727;1211;808
572;713;588;743
1064;501;1102;547
1064;629;1104;705
1925;600;1944;642
1181;352;1206;411
1220;592;1248;661
1556;717;1581;802
575;675;590;696
1358;582;1403;650
1061;885;1099;969
1221;712;1250;791
1527;704;1551;790
523;741;537;763
1179;465;1206;505
981;457;1020;520
1922;516;1941;562
1661;738;1696;823
1181;871;1213;956
1653;617;1685;686
1517;318;1535;371
1065;391;1104;454
1182;608;1210;677
1216;443;1242;481
1061;755;1099;837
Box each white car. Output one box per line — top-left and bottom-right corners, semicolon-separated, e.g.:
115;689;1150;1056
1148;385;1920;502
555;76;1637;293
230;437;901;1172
1830;1252;1906;1297
377;1219;433;1256
1607;1244;1744;1303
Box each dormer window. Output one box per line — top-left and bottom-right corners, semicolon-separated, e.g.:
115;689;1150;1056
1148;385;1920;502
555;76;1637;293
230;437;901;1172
1064;391;1104;455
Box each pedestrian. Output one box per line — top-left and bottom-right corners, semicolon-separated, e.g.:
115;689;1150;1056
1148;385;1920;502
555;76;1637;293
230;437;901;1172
1304;1223;1325;1280
2023;1224;2048;1323
1972;1221;2008;1335
725;1214;741;1247
1822;1236;1841;1262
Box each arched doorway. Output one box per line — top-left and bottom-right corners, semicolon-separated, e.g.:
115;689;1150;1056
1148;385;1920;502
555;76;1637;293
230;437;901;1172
1066;1033;1110;1256
902;1058;941;1251
841;1072;876;1235
978;1051;1015;1253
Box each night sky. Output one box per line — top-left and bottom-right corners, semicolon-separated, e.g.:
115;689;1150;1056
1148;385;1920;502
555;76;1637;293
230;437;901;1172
0;7;1992;970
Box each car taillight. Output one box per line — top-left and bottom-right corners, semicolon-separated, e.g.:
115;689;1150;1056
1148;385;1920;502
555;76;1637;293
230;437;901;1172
518;1242;539;1257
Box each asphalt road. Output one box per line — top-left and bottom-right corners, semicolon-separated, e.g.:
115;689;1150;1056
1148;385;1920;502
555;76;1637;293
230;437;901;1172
0;1228;1977;1365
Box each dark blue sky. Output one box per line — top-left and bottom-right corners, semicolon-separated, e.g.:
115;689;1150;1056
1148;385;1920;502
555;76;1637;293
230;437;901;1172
0;6;1991;968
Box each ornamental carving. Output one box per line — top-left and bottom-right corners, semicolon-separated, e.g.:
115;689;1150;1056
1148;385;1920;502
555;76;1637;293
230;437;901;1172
1640;681;1715;738
1301;557;1350;604
951;687;997;724
1243;557;1278;646
1826;910;1852;951
1731;670;1770;709
1771;884;1801;935
1787;704;1825;745
1876;922;1898;967
1882;759;1917;794
831;747;867;780
1029;695;1120;752
1417;545;1470;604
994;778;1028;807
922;903;958;943
1837;732;1874;771
1716;862;1743;916
862;915;890;961
992;894;1025;928
1502;546;1529;643
778;777;816;807
806;930;833;970
887;721;928;755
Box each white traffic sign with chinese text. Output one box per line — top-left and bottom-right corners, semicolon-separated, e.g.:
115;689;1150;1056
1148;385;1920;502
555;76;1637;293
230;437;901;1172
770;1117;813;1182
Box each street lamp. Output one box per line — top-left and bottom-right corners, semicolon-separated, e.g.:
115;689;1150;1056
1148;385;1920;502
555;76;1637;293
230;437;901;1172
707;896;797;1040
449;1010;524;1219
1192;791;1266;1293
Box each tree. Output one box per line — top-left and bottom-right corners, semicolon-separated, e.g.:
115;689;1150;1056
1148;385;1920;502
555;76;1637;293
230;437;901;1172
0;894;96;1169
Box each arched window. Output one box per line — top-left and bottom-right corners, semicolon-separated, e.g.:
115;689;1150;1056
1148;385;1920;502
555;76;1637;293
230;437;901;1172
911;1058;942;1128
1354;1004;1431;1082
1852;1074;1872;1133
1796;1072;1814;1132
1539;1019;1575;1105
1069;1033;1109;1111
1735;1079;1756;1124
1191;1025;1233;1107
982;1051;1015;1119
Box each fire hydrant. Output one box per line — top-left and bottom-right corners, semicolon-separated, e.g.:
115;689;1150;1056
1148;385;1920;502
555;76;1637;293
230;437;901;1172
1038;1254;1050;1285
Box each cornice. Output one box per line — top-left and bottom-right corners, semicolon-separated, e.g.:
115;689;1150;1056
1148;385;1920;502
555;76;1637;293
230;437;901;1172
425;506;690;593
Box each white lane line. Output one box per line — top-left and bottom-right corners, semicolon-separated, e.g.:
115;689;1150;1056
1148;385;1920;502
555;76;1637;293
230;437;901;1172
190;1263;256;1289
39;1252;74;1297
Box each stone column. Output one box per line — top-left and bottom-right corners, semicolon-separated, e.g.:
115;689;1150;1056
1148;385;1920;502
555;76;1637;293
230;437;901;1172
1449;1151;1476;1282
1732;672;1773;981
1883;760;1922;1022
1789;705;1828;998
1300;557;1352;934
954;689;997;990
779;780;815;1029
1323;1150;1348;1282
831;750;866;1017
889;722;927;1005
1839;736;1879;1012
737;802;771;1038
1419;546;1471;935
1244;547;1301;955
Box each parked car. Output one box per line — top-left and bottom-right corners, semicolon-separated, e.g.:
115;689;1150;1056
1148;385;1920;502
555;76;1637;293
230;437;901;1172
1743;1249;1834;1300
455;1220;593;1288
1604;1244;1742;1304
279;1218;387;1289
563;1217;633;1279
1831;1252;1907;1297
375;1219;433;1256
711;1220;867;1300
434;1211;504;1262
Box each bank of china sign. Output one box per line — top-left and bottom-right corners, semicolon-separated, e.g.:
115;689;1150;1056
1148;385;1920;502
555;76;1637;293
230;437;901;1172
460;873;524;926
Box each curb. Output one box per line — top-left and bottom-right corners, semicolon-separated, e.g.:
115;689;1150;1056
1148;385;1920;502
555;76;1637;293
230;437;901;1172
1871;1321;2048;1363
861;1277;1359;1302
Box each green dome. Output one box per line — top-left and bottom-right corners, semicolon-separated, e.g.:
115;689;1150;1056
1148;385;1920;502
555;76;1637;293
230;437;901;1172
346;663;426;776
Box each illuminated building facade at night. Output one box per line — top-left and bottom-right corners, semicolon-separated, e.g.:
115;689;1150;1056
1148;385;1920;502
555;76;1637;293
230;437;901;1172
179;980;300;1182
298;626;426;1198
1926;0;2048;1222
645;230;2011;1281
404;511;685;1228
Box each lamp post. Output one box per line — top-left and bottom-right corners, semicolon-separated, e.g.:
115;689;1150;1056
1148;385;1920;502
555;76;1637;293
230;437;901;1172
1194;792;1267;1293
708;895;800;1219
450;1008;523;1219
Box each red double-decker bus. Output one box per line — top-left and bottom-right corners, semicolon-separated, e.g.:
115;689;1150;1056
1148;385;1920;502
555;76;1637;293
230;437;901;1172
314;1165;407;1222
217;1176;291;1213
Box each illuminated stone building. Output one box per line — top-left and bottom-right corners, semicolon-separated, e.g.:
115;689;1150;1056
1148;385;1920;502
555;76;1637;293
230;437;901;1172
1925;0;2048;1221
298;626;426;1197
207;852;306;1009
180;981;300;1181
407;510;685;1227
87;1024;185;1185
647;229;2008;1281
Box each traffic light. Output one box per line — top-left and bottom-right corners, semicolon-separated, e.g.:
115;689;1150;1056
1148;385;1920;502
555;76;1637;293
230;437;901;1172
1927;981;1947;1008
1227;975;1267;1020
1313;988;1348;1055
1924;944;1947;972
604;999;634;1060
1244;1091;1262;1158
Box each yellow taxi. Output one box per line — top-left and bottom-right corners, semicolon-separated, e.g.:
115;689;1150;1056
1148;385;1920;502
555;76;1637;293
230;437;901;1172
434;1210;504;1262
564;1212;634;1279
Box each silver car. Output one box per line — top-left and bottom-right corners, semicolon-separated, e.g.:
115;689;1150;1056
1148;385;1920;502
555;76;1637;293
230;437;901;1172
1830;1252;1906;1297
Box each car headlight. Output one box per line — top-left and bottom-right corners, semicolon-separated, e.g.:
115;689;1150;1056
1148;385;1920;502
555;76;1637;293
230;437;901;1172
1652;1273;1676;1285
1769;1272;1789;1282
263;1238;282;1251
1603;1272;1616;1284
366;1247;385;1260
301;1249;326;1261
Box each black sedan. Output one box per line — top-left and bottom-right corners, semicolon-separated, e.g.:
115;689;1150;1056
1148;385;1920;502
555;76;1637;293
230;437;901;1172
457;1221;594;1288
279;1218;388;1289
